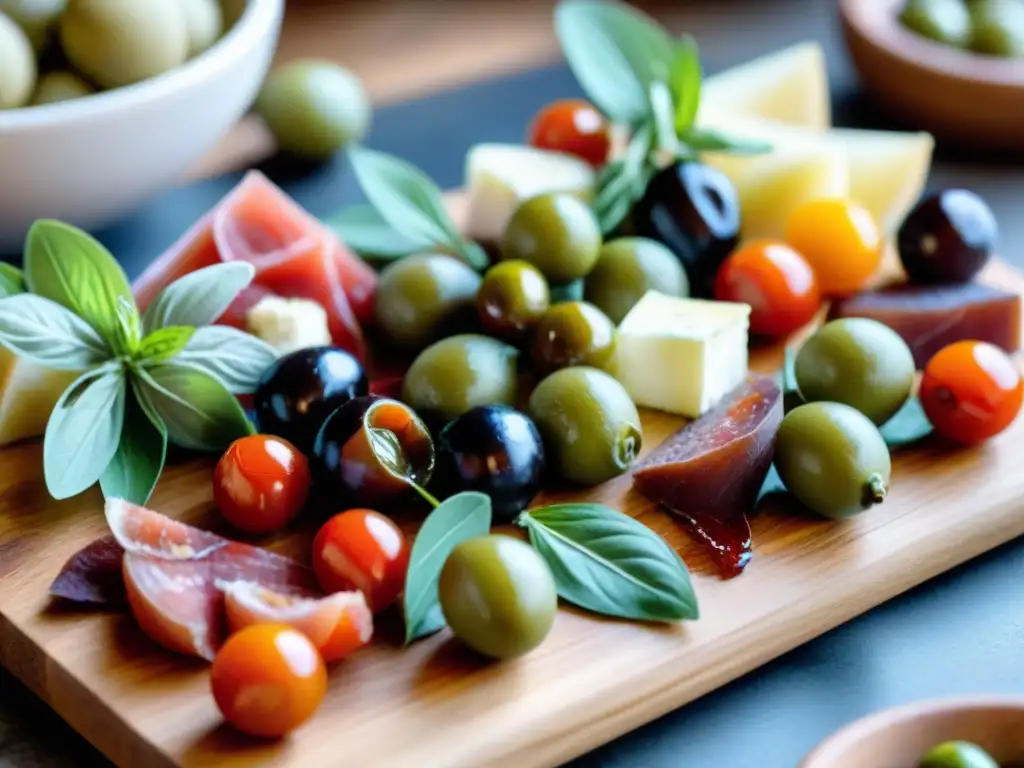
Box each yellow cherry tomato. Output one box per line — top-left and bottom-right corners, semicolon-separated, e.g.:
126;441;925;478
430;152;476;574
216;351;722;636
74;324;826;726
784;199;883;296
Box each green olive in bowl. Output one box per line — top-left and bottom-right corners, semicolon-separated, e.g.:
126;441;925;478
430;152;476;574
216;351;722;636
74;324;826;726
0;0;64;52
969;0;1024;57
0;11;36;109
30;71;93;106
179;0;224;58
899;0;972;48
584;237;689;324
375;253;482;349
500;192;602;284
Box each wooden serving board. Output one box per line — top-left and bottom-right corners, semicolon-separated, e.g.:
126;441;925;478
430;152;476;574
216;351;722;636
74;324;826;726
3;194;1024;768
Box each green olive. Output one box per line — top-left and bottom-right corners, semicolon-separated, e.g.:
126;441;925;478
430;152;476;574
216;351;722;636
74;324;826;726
476;260;550;336
0;0;64;52
0;11;35;109
774;401;892;519
584;237;689;324
899;0;972;47
500;192;602;284
30;71;93;105
61;0;189;89
179;0;223;58
256;60;371;160
219;0;245;29
527;366;642;485
969;0;1024;57
795;318;915;425
375;253;482;349
919;741;999;768
402;334;519;423
438;535;557;660
530;301;616;375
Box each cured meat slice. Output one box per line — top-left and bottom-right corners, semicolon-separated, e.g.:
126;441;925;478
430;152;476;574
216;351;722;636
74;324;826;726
221;580;373;663
633;375;783;579
132;171;376;360
50;535;127;607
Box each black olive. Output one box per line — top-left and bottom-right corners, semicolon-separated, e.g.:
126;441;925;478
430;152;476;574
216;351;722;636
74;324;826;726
632;161;740;298
898;189;998;285
432;405;545;523
254;346;368;454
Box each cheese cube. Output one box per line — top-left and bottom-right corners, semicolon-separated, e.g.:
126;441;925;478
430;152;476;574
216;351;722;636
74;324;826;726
0;348;78;446
246;295;332;355
611;291;750;419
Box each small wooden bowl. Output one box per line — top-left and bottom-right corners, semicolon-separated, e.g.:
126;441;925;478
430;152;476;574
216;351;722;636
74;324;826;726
840;0;1024;150
800;696;1024;767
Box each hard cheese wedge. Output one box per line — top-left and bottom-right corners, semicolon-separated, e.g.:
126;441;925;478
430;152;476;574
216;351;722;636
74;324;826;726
463;144;595;244
611;291;750;419
700;41;831;131
0;349;77;446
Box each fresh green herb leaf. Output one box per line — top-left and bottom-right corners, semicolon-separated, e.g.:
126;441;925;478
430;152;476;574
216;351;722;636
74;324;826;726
173;325;279;394
402;492;492;645
325;204;427;259
593;123;654;234
137;326;195;363
0;294;110;370
519;503;698;622
755;464;787;505
554;0;674;123
100;386;167;505
136;362;253;452
456;241;490;272
685;126;772;155
24;220;134;349
114;296;142;356
43;366;125;500
649;82;680;157
670;34;702;133
141;262;256;335
880;396;934;449
0;264;26;298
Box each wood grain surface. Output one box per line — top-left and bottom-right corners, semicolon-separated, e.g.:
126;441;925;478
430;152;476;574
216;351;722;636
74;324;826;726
2;189;1024;767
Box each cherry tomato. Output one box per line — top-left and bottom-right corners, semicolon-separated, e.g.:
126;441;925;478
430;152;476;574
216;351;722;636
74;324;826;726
211;623;326;738
527;99;611;167
920;341;1023;443
714;240;821;338
213;435;311;534
312;509;410;613
784;199;883;296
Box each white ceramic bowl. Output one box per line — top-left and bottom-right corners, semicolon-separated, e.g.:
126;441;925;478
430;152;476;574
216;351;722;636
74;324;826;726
0;0;283;251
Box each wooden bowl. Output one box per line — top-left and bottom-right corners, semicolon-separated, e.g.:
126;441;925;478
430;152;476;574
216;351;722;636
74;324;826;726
840;0;1024;150
800;696;1024;767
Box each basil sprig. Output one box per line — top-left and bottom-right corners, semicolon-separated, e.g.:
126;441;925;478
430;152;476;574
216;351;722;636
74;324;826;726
555;0;771;233
0;220;280;504
331;146;488;269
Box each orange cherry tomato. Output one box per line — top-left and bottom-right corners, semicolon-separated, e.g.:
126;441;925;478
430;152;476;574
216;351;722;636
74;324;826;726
213;435;311;534
312;509;410;613
920;341;1023;443
211;623;327;738
714;240;821;338
784;199;883;297
527;98;611;167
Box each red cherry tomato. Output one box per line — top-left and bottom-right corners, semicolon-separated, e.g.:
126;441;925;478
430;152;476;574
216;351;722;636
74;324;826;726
312;509;410;613
213;435;311;534
527;99;611;167
920;341;1023;443
211;623;326;738
714;240;822;338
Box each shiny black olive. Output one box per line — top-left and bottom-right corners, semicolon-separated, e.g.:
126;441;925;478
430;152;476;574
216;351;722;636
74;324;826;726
254;346;368;454
312;395;435;507
632;161;740;298
432;405;545;523
897;189;998;285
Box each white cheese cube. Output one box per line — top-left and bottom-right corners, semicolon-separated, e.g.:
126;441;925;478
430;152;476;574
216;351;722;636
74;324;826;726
0;348;77;446
464;143;595;243
611;291;750;419
246;296;332;355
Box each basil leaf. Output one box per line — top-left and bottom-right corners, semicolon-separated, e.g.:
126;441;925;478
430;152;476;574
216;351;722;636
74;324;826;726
455;240;489;271
173;325;279;394
44;366;126;500
880;396;933;449
113;296;142;356
325;204;427;259
402;492;492;645
755;464;787;505
136;362;253;452
0;264;26;298
100;385;167;505
650;82;680;157
520;503;698;622
348;146;461;252
555;0;675;123
0;294;110;370
686;127;772;155
671;34;702;133
137;326;195;363
24;220;134;348
141;262;255;335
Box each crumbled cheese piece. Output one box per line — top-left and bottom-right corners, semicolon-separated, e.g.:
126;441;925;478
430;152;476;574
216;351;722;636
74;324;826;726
245;296;332;355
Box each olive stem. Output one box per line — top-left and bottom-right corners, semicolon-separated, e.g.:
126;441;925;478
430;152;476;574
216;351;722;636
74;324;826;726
863;473;888;507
